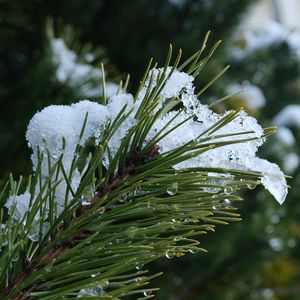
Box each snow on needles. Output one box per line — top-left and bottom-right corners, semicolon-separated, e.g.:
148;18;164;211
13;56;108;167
6;67;288;238
51;38;119;98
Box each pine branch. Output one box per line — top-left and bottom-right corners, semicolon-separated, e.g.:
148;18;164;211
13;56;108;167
0;37;287;299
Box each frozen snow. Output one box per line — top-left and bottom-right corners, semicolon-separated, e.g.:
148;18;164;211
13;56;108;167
6;66;289;236
138;68;194;111
5;192;32;220
25;100;111;219
144;69;287;204
27;68;288;206
244;158;287;204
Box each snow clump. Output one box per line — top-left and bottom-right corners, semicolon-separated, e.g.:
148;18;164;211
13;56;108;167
51;38;118;98
6;67;288;240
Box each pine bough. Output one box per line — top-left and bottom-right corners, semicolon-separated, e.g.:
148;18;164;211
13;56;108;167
0;35;288;299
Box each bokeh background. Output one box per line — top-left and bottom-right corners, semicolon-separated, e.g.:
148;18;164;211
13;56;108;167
1;0;300;299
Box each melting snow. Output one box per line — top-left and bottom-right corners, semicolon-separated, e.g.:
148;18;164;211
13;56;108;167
6;66;288;238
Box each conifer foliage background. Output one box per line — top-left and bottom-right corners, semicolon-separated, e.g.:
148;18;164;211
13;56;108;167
1;0;300;299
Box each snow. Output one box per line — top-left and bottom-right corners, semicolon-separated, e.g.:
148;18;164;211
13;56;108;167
27;68;288;206
138;68;194;111
226;82;266;111
144;69;287;204
25;100;110;217
282;152;299;174
275;126;295;146
51;39;101;84
5;192;32;220
244;158;287;204
51;38;118;98
232;21;300;61
244;22;289;51
273;105;300;128
6;66;289;237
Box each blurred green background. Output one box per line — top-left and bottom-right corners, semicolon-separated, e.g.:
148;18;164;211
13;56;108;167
1;0;300;299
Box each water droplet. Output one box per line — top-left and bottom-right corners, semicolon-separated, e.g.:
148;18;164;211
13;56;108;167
12;254;19;262
143;290;152;296
146;202;156;209
28;231;39;242
135;263;144;270
81;195;91;206
106;241;113;248
173;236;182;241
165;251;175;259
189;248;197;254
247;183;257;190
78;287;105;297
127;226;139;238
203;187;220;193
212;206;217;210
172;204;179;211
135;276;145;282
98;207;105;214
45;265;53;272
167;182;178;196
224;199;231;204
99;280;109;289
118;198;125;203
224;186;233;195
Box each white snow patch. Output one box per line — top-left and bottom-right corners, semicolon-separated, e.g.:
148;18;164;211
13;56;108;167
275;126;295;146
7;66;288;237
232;21;300;61
226;82;266;111
244;158;287;204
282;152;299;174
5;192;32;220
51;38;118;98
273;105;300;128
